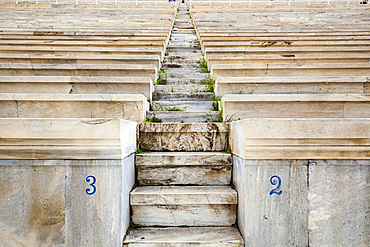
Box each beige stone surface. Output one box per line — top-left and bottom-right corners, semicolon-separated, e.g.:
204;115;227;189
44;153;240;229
123;227;244;246
0;93;148;122
215;76;367;96
0;118;136;159
0;54;161;69
211;62;370;78
0;63;158;81
229;118;370;159
131;186;237;227
139;123;229;151
222;94;370;120
308;160;370;247
0;156;135;247
208;54;370;68
233;158;308;247
0;76;154;100
137;152;232;185
0;161;66;247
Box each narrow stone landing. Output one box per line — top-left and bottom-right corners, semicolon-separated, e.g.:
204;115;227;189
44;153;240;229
123;227;243;246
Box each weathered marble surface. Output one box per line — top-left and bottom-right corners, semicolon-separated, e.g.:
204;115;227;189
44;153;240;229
308;160;370;247
233;158;308;247
131;186;237;226
222;94;370;120
0;63;158;81
132;205;236;226
0;118;136;159
0;93;149;122
66;156;135;246
229;118;370;159
215;76;368;97
123;227;244;246
0;161;66;247
233;157;370;247
136;152;232;185
0;76;154;100
0;156;135;247
131;186;237;205
139;123;228;151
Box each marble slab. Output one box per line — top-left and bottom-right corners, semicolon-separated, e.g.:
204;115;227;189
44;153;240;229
0;76;154;100
229;118;370;159
0;118;136;159
123;227;244;246
222;94;370;120
139;123;229;151
0;93;148;122
136;152;232;185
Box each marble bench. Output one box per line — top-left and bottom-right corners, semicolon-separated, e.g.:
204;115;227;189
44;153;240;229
0;76;154;100
0;53;161;69
221;94;370;121
207;54;370;68
0;63;157;82
0;93;149;122
211;62;370;78
204;47;370;60
215;76;369;96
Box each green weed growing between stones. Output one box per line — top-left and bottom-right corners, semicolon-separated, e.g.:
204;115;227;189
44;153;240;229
199;57;209;73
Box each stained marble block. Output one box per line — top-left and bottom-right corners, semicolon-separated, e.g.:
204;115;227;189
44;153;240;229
0;160;66;247
233;157;370;247
139;123;229;151
308;160;370;247
136;152;232;185
131;186;237;226
0;156;135;247
233;157;308;247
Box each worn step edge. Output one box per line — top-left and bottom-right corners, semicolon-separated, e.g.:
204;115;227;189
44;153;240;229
123;227;244;246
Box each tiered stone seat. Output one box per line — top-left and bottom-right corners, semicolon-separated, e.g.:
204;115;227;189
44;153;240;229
0;76;153;99
0;4;177;121
190;6;370;118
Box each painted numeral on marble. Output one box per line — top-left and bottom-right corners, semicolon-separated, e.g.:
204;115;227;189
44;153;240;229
269;175;282;195
86;175;96;195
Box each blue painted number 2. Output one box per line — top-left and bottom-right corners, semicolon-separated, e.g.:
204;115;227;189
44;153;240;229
86;175;96;195
269;175;282;195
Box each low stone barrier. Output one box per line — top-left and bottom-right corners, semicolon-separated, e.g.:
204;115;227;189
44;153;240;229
215;76;368;96
0;53;161;69
208;54;370;68
0;76;154;100
0;93;149;122
211;62;370;78
229;118;369;246
221;94;370;120
0;63;158;82
0;118;136;246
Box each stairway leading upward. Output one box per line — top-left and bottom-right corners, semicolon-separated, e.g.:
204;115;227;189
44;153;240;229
123;3;244;246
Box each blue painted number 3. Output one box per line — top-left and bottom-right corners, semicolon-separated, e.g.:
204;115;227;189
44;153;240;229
86;175;96;195
269;175;282;195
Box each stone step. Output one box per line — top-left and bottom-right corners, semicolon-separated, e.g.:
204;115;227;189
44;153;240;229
165;78;209;85
138;123;228;151
130;186;237;226
154;85;209;93
123;227;244;247
164;56;200;64
153;92;214;101
160;71;209;80
136;152;232;185
146;111;219;123
151;100;217;112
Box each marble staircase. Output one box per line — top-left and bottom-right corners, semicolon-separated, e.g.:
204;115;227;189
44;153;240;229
147;3;219;123
123;4;243;246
